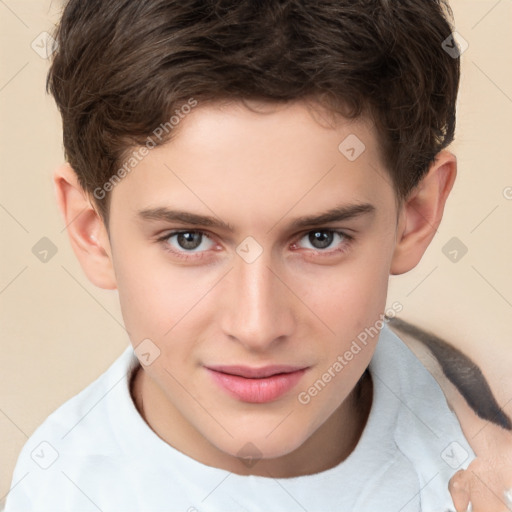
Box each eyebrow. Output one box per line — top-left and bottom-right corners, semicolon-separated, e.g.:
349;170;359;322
137;202;376;232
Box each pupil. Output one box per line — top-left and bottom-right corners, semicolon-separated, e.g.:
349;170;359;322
310;230;333;249
178;232;201;250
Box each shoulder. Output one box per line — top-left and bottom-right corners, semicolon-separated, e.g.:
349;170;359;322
4;345;137;512
371;322;476;507
387;316;512;432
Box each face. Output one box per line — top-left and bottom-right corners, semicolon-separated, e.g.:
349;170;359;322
107;100;401;469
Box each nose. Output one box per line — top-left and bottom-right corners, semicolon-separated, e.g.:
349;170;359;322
219;249;296;352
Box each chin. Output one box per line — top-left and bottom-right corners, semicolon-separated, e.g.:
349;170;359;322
216;423;311;461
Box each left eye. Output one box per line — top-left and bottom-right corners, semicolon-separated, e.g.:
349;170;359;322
162;231;216;252
295;230;349;251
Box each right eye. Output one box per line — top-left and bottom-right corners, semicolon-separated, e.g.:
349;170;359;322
157;230;217;259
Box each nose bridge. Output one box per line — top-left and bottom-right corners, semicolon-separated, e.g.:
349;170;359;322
221;248;294;350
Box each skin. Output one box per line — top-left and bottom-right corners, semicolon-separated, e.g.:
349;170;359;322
53;100;457;482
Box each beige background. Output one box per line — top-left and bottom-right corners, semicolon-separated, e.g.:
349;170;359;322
1;0;511;504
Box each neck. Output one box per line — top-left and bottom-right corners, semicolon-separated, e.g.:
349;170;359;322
130;365;373;477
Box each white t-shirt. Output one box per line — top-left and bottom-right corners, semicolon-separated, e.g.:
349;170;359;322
4;324;474;512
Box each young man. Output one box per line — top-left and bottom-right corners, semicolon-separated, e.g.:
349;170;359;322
4;0;511;511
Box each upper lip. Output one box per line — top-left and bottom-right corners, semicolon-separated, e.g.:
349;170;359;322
206;365;307;379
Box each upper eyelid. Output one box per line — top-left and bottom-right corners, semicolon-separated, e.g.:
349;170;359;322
292;228;354;245
158;227;350;240
158;229;215;243
160;226;352;235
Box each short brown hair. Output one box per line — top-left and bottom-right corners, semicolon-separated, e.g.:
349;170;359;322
47;0;460;224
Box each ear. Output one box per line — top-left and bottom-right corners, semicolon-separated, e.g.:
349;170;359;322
53;163;117;290
390;150;457;275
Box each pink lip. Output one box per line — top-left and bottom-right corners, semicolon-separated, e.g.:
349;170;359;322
206;365;307;403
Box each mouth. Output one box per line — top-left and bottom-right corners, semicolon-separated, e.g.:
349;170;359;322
205;365;308;403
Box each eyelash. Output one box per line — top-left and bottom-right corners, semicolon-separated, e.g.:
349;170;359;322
156;229;355;261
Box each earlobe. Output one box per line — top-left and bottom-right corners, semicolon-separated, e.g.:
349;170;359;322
53;163;117;290
390;150;457;275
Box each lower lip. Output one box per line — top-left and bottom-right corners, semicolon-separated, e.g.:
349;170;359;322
207;368;306;403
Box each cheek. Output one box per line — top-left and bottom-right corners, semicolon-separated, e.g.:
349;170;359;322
113;246;188;341
114;248;221;368
295;268;386;421
297;245;391;411
304;255;390;334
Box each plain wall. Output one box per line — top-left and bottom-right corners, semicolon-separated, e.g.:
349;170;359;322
1;0;511;504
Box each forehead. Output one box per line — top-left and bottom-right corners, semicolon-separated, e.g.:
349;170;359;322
166;99;378;165
109;100;395;229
